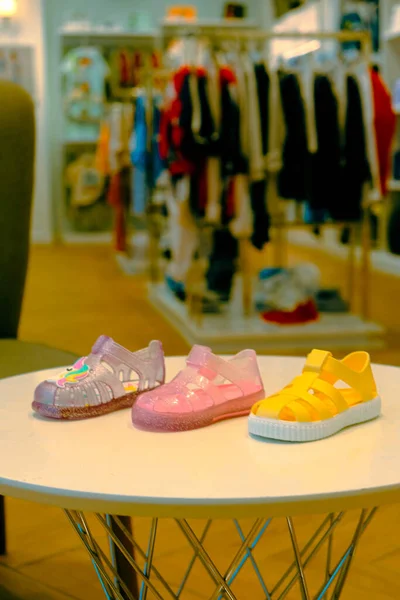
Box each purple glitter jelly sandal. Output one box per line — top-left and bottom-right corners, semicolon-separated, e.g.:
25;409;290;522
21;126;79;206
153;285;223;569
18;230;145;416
32;336;165;420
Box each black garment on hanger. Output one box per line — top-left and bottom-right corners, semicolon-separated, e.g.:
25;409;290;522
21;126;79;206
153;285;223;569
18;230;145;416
179;72;217;162
308;75;341;215
219;72;247;225
331;75;371;221
278;72;309;202
249;64;271;250
219;75;247;178
250;180;270;249
206;229;238;301
254;63;270;156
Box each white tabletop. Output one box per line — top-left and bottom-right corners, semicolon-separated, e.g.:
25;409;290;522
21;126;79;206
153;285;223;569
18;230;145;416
0;356;399;518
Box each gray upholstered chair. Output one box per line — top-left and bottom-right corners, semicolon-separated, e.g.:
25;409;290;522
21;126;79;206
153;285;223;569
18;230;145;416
0;80;78;555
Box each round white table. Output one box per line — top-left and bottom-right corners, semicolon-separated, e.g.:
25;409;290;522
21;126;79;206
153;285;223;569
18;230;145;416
0;356;399;600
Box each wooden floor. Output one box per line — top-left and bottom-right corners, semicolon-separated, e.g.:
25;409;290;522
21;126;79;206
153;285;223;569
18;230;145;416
1;243;400;599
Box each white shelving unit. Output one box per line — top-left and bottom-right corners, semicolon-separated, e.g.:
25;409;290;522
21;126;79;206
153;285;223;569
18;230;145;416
55;19;261;242
149;283;384;353
56;28;161;243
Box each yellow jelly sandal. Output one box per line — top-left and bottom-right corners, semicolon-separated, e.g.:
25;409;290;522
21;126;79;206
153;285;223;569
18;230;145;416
248;350;381;442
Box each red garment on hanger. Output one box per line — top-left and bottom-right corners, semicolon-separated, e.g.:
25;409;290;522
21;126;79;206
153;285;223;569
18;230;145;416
159;66;197;176
119;51;129;87
131;51;142;87
108;171;129;253
370;69;396;197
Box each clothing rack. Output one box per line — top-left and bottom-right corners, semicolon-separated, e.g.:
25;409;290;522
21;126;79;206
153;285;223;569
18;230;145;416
147;27;384;351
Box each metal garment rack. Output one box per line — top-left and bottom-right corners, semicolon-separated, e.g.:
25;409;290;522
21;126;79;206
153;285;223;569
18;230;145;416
151;27;376;324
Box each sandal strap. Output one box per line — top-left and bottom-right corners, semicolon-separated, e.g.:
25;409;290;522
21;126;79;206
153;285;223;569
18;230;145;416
186;345;249;393
303;349;375;401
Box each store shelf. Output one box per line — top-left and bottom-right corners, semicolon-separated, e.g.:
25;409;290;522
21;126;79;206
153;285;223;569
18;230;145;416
149;283;384;353
389;179;400;192
161;18;258;38
63;138;98;149
161;18;257;29
384;29;400;42
60;29;159;47
288;229;400;278
371;52;382;66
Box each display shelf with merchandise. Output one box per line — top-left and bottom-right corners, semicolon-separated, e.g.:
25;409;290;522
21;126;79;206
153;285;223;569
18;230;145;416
56;28;161;245
389;179;400;192
146;24;385;353
161;17;258;33
288;228;400;278
149;282;384;353
384;30;400;42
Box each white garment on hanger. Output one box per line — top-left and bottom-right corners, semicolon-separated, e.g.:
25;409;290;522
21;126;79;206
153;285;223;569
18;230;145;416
333;61;348;147
299;58;318;154
109;103;133;174
165;176;199;283
189;70;202;136
235;57;249;160
230;174;253;238
205;60;222;224
242;54;265;182
228;56;253;238
351;61;381;201
266;67;285;175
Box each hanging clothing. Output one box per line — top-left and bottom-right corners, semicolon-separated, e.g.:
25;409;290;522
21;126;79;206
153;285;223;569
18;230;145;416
219;65;246;232
370;69;396;197
308;75;341;214
246;62;271;250
96;103;133;252
206;229;239;302
130;94;165;215
243;56;264;182
179;66;218;163
158;68;197;177
254;63;270;157
332;75;371;221
265;68;285;175
352;63;381;202
205;62;222;224
165;175;199;283
278;73;309;202
108;167;131;252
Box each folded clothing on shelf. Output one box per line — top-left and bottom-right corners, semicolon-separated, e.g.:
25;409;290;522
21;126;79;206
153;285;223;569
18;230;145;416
260;298;319;325
315;289;349;313
255;263;320;319
165;275;222;313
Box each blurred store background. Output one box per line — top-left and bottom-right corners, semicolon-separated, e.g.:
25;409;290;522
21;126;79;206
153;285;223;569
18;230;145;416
2;0;400;598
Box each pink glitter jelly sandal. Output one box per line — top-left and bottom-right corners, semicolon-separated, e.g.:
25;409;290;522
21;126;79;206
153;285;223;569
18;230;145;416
132;345;265;432
32;336;165;420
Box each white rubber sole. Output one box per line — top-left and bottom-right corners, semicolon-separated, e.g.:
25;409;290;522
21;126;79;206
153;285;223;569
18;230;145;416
248;396;382;443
